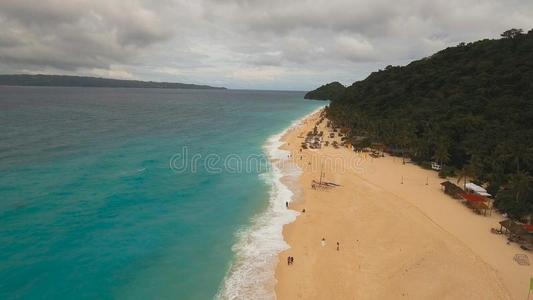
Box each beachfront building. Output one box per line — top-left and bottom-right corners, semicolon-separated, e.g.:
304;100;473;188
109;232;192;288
461;193;490;216
440;182;492;216
370;142;385;157
499;219;533;250
465;182;492;197
440;181;463;199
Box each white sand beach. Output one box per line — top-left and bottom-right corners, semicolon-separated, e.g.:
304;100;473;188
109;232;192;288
274;110;532;299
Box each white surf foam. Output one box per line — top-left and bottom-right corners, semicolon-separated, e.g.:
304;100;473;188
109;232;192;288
217;106;324;300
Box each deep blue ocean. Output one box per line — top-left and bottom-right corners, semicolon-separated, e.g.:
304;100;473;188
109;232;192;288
0;87;323;299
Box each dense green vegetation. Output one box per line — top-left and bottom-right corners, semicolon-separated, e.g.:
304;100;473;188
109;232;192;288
325;29;533;220
0;74;226;90
305;81;345;100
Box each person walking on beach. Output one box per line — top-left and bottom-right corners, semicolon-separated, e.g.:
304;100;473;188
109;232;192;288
321;238;326;247
290;256;294;265
285;201;289;208
336;241;340;251
287;256;291;265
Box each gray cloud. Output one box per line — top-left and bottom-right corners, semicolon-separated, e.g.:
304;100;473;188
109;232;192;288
0;0;532;89
0;0;173;71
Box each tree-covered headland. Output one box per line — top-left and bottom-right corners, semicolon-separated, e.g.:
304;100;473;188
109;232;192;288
314;29;533;220
304;81;345;100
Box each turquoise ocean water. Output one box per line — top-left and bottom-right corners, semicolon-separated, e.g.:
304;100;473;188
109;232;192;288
0;87;323;299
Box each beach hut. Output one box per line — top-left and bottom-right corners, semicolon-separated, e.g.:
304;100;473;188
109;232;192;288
370;142;385;157
465;183;492;197
461;193;490;215
499;220;533;250
499;220;529;236
500;220;528;238
440;181;464;199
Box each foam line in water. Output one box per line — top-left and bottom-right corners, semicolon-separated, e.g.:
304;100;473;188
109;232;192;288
217;106;324;299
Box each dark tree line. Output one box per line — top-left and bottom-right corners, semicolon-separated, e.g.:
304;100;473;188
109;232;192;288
321;29;533;221
304;81;345;100
0;74;226;90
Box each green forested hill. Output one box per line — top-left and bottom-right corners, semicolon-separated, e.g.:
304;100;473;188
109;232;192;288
326;29;533;219
305;81;345;100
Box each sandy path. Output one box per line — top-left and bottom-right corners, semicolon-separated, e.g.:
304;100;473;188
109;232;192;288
274;111;532;299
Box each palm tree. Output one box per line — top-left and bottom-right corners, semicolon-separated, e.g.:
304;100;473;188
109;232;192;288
508;171;533;202
421;122;437;160
397;122;415;165
410;139;427;161
432;141;450;167
457;164;474;190
505;139;533;173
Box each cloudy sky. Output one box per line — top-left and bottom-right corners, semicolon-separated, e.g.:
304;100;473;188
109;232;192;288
1;0;532;90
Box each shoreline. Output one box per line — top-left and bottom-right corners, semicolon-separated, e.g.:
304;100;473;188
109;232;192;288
274;111;532;299
217;107;324;299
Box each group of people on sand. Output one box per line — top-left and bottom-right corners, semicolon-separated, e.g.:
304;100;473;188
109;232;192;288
286;201;306;213
287;256;294;265
320;237;340;251
286;238;342;268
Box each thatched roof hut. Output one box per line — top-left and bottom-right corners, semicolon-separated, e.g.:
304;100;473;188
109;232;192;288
499;220;533;249
461;193;486;203
499;220;528;236
461;193;490;215
440;181;464;199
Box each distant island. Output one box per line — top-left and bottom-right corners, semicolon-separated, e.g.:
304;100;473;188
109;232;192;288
304;81;345;100
0;74;226;90
314;28;533;221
